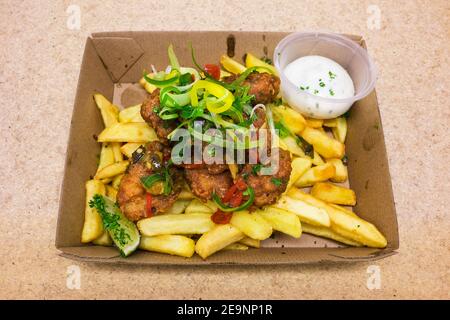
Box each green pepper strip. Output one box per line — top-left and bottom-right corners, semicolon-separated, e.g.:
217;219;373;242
143;69;180;87
212;187;255;212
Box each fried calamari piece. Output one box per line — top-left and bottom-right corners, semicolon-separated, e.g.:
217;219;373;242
140;89;177;144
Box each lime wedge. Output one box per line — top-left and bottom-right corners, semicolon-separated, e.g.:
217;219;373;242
90;195;140;257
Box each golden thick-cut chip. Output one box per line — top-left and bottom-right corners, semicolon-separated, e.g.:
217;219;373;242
286;157;312;191
312;150;325;166
323;118;338;127
119;104;145;123
228;164;239;180
184;199;215;214
332;117;347;143
245;52;278;75
219;69;232;79
305;118;324;128
274;194;331;227
300;126;345;159
164;199;191;215
97;123;158;143
311;182;356;206
139;235;195;258
295;163;336;187
287;189;387;248
94;160;129;180
224;243;249;251
272;105;306;134
112;174;124;190
111;142;123;162
327;158;348;183
257;207;302;238
220;54;246;74
105;185;118;201
96;143;115;173
92;230;112;246
281;135;305;157
178;187;195;200
81;180;106;243
137;213;215;236
301;223;362;247
230;211;273;240
139;75;157;94
195;224;245;259
239;237;260;248
329;204;358;218
94;93;119;128
120;142;142;159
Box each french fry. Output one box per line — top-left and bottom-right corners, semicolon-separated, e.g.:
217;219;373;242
220;55;246;74
112;174;124;190
97;123;158;143
92;231;112;246
111;142;123;162
119;104;145;123
287;189;387;248
280;136;305;157
184;199;216;214
294;163;336;187
272;105;306;135
105;185;118;201
81;180;106;243
178;187;195;200
312;150;325;166
324;117;347;143
219;69;232;79
328;203;358;218
165;199;191;215
311;182;356;206
239;237;260;248
228;164;239;180
230;211;273;240
300;126;345;159
137;213;215;236
286;157;312;191
139;235;195;258
224;243;249;251
195;224;245;259
96;143;115;173
94;160;129;180
245;52;278;75
120;142;143;159
301;223;362;247
327;158;348;183
94;93;119;128
274;194;331;227
139;75;157;94
305;118;324;129
257;207;302;238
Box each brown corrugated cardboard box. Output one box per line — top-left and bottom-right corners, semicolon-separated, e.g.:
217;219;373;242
56;31;398;265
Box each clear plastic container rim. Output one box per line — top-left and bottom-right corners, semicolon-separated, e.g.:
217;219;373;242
273;31;378;105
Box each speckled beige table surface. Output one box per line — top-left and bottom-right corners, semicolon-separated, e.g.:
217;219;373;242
0;0;449;299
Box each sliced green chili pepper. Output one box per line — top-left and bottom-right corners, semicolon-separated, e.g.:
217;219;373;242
212;187;255;212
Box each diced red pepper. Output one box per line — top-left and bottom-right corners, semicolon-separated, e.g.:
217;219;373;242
229;192;243;208
222;184;238;203
211;210;232;224
204;64;221;80
145;193;153;218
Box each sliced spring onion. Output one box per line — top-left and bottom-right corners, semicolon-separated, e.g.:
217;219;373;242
140;174;164;189
168;44;180;71
143;69;180;87
212;187;255;212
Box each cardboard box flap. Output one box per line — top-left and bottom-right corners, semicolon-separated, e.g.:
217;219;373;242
91;36;144;82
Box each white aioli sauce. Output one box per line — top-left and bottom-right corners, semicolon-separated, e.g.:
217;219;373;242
282;55;355;118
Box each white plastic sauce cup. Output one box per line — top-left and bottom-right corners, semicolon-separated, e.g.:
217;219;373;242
273;32;377;119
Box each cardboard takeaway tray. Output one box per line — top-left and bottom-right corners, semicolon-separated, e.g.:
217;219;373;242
56;31;399;265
